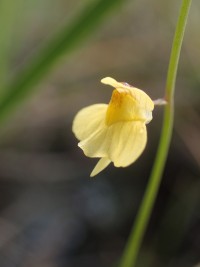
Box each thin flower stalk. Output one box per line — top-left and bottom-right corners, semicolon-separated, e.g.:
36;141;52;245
119;1;192;267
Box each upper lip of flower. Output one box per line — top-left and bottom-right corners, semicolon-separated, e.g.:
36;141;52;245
102;78;154;126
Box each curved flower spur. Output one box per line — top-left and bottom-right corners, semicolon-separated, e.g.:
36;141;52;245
72;77;154;177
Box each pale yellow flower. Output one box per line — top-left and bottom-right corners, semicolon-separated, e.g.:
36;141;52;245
72;77;154;177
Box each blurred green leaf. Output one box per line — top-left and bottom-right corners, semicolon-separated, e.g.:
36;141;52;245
0;0;23;88
0;0;124;124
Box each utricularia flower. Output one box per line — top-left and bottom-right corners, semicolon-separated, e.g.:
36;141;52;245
72;77;154;177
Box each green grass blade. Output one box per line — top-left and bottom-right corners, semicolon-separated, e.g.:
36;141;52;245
119;0;192;266
0;0;23;89
0;0;124;124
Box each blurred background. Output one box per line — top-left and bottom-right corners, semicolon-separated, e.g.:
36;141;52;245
0;0;200;266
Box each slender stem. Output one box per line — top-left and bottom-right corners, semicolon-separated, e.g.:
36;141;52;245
119;1;192;267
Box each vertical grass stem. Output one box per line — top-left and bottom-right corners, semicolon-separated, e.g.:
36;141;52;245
119;0;192;266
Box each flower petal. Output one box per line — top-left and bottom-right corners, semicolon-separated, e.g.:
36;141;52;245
78;126;109;158
101;77;124;89
101;77;154;122
90;158;111;177
109;121;147;167
79;121;147;167
72;104;107;141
